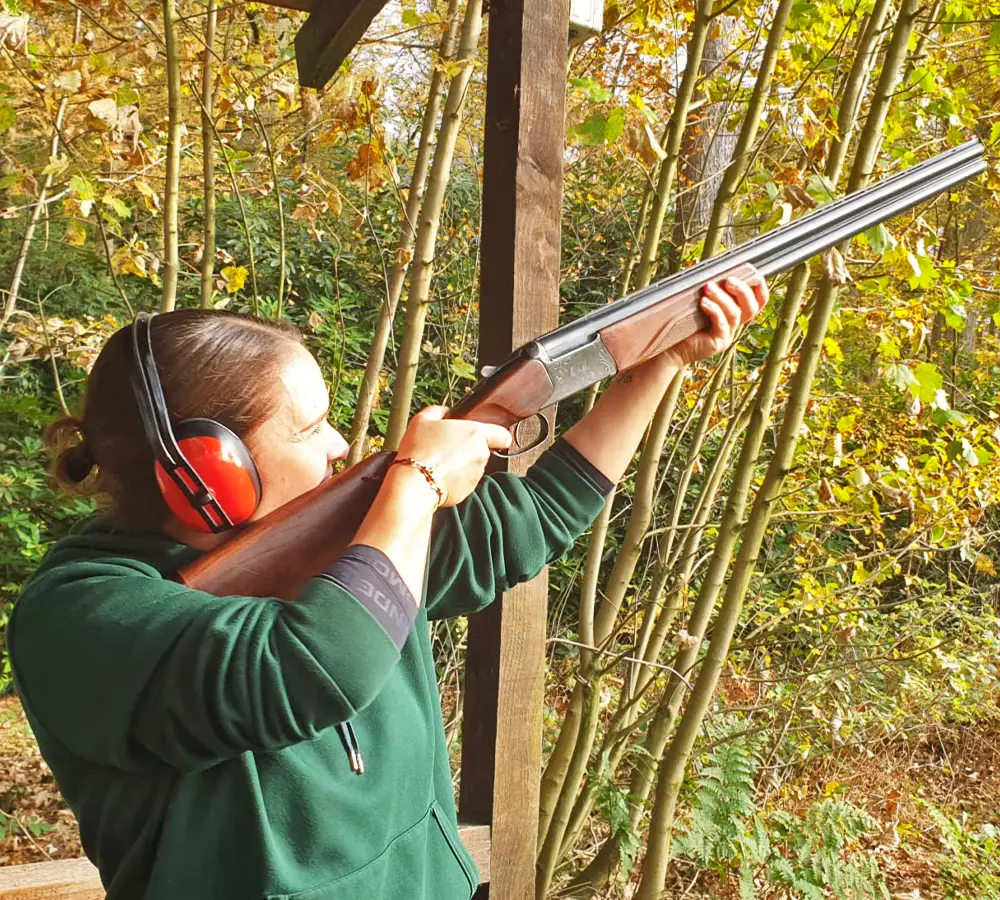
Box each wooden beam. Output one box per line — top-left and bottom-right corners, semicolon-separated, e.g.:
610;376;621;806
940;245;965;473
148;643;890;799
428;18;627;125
458;2;571;898
0;858;103;899
263;0;312;11
294;0;391;89
0;828;491;897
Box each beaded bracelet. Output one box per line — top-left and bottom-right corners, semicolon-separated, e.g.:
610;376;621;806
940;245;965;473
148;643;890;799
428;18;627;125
392;457;446;508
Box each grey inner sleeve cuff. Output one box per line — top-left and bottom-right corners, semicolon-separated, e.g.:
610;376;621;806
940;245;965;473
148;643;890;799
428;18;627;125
319;546;418;650
549;438;615;497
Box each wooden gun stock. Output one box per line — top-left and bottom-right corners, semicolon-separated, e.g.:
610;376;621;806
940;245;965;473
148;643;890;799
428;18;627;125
177;451;395;601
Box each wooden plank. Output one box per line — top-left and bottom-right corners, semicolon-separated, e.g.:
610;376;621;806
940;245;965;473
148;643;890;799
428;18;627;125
0;858;102;900
458;2;571;898
294;0;391;89
0;826;491;897
459;822;492;883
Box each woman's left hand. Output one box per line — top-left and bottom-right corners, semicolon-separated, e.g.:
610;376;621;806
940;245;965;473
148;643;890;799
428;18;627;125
662;269;770;367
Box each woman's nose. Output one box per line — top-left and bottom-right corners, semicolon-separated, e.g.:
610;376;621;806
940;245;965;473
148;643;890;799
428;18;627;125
327;426;349;461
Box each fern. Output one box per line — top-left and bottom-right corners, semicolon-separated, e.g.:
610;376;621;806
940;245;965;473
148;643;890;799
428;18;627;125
766;799;889;900
673;727;888;899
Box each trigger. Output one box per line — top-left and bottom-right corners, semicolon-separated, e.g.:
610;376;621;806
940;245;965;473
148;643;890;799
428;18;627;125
493;413;551;459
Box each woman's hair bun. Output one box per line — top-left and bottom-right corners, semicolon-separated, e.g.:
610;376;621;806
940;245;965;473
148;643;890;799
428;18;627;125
45;417;97;488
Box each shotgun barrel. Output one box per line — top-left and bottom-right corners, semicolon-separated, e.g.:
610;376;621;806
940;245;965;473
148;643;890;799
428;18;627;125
450;138;985;424
179;139;986;601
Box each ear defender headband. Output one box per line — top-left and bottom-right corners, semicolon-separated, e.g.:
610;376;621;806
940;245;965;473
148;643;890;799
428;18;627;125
130;312;262;533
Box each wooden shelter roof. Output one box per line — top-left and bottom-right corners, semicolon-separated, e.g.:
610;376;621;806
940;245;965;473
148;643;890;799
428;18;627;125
263;0;393;89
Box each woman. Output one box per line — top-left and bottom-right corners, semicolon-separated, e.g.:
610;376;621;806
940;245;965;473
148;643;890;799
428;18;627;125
9;272;767;900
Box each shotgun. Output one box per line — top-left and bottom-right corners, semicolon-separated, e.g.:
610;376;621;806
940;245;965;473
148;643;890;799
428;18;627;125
178;139;986;600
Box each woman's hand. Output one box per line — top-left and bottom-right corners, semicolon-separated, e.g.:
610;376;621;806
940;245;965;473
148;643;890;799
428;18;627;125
660;269;769;368
396;406;512;507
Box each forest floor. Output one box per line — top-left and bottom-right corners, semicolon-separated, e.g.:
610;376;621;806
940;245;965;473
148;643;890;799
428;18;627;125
2;694;998;898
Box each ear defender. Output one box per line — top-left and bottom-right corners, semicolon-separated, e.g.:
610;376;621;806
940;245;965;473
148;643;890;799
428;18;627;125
130;312;262;533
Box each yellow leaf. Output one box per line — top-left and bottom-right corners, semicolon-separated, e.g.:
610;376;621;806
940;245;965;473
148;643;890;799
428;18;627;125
221;265;248;295
65;218;86;246
111;245;147;279
976;554;996;576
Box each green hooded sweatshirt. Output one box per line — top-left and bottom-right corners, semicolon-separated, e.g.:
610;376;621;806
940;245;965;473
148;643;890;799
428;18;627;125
8;440;610;900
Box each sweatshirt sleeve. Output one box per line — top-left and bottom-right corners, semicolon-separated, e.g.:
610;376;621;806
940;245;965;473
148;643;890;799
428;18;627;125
9;547;417;773
424;438;613;620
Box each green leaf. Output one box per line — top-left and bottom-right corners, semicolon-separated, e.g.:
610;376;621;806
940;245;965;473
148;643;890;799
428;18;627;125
943;302;966;331
0;172;19;190
0;104;15;134
102;194;131;219
806;173;837;205
909;362;943;402
401;8;420;27
42;154;68;177
450;358;476;380
885;363;915;392
864;224;894;255
568;108;625;145
931;407;968;427
115;85;140;106
70;173;96;201
569;76;611;103
568;113;610;145
605;107;626;142
991;121;1000;145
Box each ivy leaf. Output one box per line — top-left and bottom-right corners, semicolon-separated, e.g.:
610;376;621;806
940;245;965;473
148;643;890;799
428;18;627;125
220;265;248;295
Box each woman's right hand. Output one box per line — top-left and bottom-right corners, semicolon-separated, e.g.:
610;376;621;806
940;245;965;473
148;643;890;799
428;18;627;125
395;406;512;507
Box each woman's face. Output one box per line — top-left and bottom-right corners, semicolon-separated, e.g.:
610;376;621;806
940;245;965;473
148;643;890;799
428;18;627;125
246;344;349;519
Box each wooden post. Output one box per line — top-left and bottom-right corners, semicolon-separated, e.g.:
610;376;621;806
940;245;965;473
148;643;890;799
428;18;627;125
458;2;570;898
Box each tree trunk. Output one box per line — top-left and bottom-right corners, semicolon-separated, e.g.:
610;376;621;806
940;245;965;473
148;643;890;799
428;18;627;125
346;0;463;464
1;10;81;328
535;372;684;894
670;15;740;268
632;0;714;289
635;3;921;895
701;0;795;260
161;0;182;312
569;1;895;885
200;0;218;309
384;0;484;448
536;177;658;850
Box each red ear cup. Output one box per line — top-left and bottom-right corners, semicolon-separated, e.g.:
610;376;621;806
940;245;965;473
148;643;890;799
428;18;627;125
154;419;262;533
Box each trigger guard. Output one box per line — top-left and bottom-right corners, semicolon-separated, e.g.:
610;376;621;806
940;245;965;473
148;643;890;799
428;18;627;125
493;413;551;459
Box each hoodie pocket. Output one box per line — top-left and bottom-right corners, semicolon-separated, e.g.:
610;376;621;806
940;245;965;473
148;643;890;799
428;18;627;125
268;801;478;900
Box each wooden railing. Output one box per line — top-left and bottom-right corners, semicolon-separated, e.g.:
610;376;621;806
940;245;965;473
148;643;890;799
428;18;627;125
0;825;490;898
